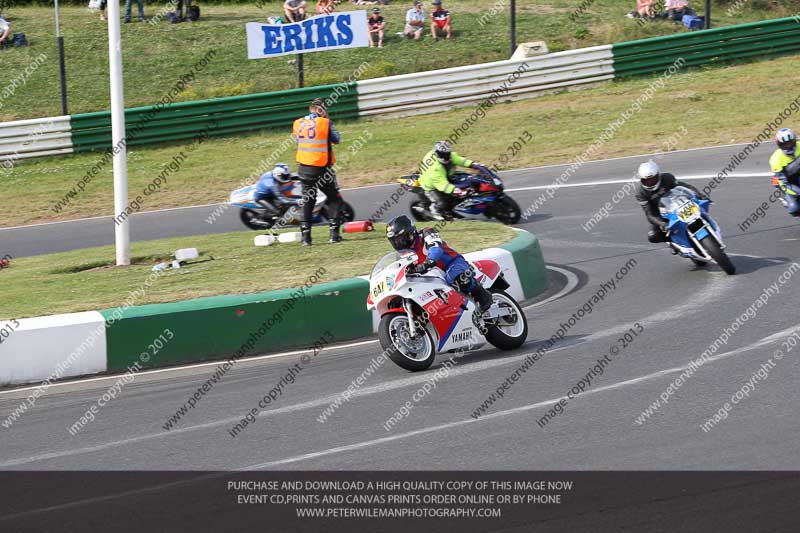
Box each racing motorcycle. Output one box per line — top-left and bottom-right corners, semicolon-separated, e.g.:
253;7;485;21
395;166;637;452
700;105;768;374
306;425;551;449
367;250;529;371
399;167;521;225
659;185;735;275
229;181;355;230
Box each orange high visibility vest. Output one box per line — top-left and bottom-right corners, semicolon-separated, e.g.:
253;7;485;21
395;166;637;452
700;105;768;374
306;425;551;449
293;115;334;167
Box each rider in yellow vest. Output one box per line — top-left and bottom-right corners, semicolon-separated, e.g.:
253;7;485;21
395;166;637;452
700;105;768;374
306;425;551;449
293;98;342;245
769;128;800;216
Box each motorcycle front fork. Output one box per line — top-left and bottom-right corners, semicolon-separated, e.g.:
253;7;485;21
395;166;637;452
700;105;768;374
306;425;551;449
403;300;418;338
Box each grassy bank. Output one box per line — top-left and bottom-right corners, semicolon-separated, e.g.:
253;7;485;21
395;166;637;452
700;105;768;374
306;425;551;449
0;221;515;319
0;1;791;120
4;52;800;228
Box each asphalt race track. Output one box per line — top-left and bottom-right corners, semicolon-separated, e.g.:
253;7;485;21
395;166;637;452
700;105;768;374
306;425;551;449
2;143;799;473
0;147;800;531
1;143;799;475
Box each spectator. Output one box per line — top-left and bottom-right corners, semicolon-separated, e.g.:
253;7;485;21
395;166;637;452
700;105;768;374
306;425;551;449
124;0;145;23
665;0;695;20
317;0;335;15
430;0;450;41
367;7;385;48
284;0;307;22
0;15;9;48
405;0;425;40
99;0;107;21
637;0;656;18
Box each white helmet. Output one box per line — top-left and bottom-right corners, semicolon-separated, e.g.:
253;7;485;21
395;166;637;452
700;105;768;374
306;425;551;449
776;128;797;156
272;163;291;183
637;160;661;191
434;140;452;165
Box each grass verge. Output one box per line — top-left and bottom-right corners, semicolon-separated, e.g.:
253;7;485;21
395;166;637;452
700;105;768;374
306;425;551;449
0;221;516;319
4;52;800;228
0;1;790;120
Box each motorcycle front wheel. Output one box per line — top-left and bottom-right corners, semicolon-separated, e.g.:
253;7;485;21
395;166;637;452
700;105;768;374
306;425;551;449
378;313;436;371
489;196;522;225
700;235;736;275
322;201;356;223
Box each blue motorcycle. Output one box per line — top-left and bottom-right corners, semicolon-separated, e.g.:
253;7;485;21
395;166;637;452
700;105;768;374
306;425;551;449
659;186;735;275
399;167;521;225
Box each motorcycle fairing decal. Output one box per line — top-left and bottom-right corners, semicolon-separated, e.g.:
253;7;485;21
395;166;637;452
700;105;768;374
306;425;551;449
473;260;500;279
423;291;467;351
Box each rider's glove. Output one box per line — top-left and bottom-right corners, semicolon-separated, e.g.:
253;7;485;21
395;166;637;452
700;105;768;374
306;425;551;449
411;260;435;274
453;188;468;198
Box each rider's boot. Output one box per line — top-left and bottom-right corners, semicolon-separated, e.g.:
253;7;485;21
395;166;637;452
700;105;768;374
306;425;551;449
470;283;494;313
328;223;343;244
301;225;312;246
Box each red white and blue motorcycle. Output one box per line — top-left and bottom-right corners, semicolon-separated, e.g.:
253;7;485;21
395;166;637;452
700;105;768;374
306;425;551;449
367;250;528;371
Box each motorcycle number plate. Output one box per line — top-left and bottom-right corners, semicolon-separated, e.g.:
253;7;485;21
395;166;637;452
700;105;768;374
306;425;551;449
677;201;700;222
371;280;387;300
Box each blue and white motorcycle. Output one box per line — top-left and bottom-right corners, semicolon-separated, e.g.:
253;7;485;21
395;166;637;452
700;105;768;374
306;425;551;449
229;181;355;230
659;186;735;275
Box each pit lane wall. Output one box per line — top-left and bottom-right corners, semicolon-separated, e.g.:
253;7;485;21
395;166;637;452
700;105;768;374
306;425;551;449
0;230;546;386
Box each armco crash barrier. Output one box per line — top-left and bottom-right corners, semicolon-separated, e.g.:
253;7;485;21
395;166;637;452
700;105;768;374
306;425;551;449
0;230;546;386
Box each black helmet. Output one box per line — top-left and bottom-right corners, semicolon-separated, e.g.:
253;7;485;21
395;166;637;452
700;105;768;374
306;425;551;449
386;215;418;251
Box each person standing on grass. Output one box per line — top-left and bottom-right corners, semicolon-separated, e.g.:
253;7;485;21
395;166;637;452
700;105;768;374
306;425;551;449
99;1;107;21
176;0;193;21
405;0;425;40
368;7;385;48
430;0;451;41
292;98;343;246
124;0;145;23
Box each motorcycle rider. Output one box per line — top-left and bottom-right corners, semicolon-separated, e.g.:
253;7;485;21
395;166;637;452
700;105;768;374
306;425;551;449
253;163;298;225
418;140;485;220
293;97;343;245
385;215;494;313
635;160;709;243
769;128;800;216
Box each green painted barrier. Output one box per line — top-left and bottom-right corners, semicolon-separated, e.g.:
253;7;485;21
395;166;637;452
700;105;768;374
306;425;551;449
500;230;547;300
612;16;800;77
70;82;359;152
99;277;372;372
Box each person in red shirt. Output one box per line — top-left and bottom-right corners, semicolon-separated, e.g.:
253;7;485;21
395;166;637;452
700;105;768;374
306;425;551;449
430;0;451;41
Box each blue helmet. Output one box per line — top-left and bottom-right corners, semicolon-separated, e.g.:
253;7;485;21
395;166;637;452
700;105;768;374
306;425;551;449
272;163;291;183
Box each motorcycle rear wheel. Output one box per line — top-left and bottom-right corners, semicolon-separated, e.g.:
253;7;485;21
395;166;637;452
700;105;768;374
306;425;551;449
700;235;736;275
379;313;436;371
489;196;522;225
484;290;528;350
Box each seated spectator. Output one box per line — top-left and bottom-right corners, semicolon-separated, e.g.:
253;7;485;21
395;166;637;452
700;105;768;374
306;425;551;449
430;0;450;41
367;7;385;48
284;0;307;22
317;0;335;15
0;15;10;48
665;0;695;21
637;0;656;18
405;0;425;40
